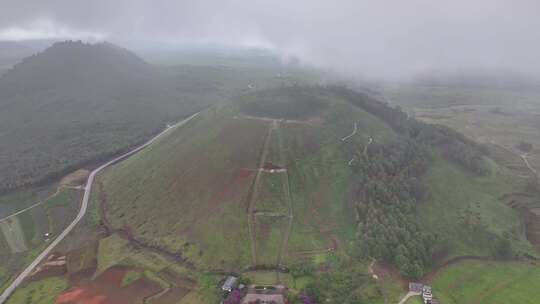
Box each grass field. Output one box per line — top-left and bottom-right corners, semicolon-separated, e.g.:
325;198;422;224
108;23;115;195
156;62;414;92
383;84;540;256
421;155;535;259
0;186;84;296
6;277;67;304
92;108;266;269
432;260;540;304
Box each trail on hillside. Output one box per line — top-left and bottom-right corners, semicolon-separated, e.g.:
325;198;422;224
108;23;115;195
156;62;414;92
0;182;86;223
490;140;540;179
397;292;421;304
521;154;540;179
341;122;358;141
277;124;294;281
246;121;274;266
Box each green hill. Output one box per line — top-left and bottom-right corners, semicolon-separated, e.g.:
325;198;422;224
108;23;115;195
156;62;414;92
89;85;535;302
92;86;531;265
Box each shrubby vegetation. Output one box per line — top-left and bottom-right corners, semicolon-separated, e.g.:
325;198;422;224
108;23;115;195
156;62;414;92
300;255;388;304
327;85;491;277
353;139;435;277
328;85;489;174
239;86;329;119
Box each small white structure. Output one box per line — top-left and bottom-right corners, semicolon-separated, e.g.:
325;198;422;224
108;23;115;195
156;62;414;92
221;276;238;292
422;285;432;304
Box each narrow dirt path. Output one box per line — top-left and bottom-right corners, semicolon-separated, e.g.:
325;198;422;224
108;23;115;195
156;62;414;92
277;124;294;280
247;122;274;266
0;201;44;222
490;139;540;179
397;292;421;304
368;260;378;280
347;136;372;166
364;137;373;158
0;183;85;223
341;122;358;141
521;153;540;179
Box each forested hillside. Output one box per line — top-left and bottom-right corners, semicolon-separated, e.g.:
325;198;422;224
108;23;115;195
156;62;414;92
0;41;256;193
332;86;535;279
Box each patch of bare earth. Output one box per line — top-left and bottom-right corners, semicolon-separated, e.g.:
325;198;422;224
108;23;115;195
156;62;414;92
60;169;90;187
56;266;161;304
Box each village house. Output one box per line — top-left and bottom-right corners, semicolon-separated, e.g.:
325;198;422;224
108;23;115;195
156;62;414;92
241;285;287;304
221;276;239;293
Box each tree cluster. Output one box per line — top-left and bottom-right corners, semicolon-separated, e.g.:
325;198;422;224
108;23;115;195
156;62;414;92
352;139;435;278
327;85;489;175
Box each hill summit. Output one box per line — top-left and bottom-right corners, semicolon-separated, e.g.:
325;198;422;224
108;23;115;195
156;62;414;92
0;41;207;192
0;41;150;97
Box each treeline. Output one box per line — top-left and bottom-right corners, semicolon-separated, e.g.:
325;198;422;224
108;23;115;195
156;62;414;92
353;139;435;278
298;256;383;304
327;85;489;174
325;85;493;277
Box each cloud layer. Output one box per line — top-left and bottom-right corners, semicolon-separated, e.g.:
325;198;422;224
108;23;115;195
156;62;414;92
1;0;539;79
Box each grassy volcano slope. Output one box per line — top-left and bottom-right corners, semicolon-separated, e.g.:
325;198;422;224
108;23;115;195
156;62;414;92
279;100;398;264
93;86;532;277
94;108;269;269
93;87;399;271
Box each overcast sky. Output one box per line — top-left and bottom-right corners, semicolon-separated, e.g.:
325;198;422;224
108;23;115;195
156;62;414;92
1;0;539;79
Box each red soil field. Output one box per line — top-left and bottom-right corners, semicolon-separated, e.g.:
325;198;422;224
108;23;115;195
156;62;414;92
56;266;161;304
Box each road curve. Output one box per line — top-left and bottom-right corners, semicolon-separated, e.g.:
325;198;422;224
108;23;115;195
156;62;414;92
397;291;421;304
0;112;199;303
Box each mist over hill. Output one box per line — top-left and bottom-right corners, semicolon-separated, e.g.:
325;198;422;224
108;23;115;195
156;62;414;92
409;70;540;91
0;41;234;192
0;41;37;75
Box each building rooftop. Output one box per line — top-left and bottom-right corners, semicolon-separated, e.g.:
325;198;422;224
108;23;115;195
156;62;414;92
409;282;424;293
241;285;287;304
222;276;238;292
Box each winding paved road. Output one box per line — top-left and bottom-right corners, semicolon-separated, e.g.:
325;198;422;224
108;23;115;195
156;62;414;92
0;112;199;303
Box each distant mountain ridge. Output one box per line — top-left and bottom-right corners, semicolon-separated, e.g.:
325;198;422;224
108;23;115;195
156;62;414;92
411;70;540;90
0;41;40;75
0;41;152;98
0;41;215;192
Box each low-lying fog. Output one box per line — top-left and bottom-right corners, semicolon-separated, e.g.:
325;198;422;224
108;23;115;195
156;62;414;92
1;0;540;81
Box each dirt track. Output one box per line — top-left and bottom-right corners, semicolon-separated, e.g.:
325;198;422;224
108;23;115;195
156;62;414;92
246;121;274;266
277;124;294;272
